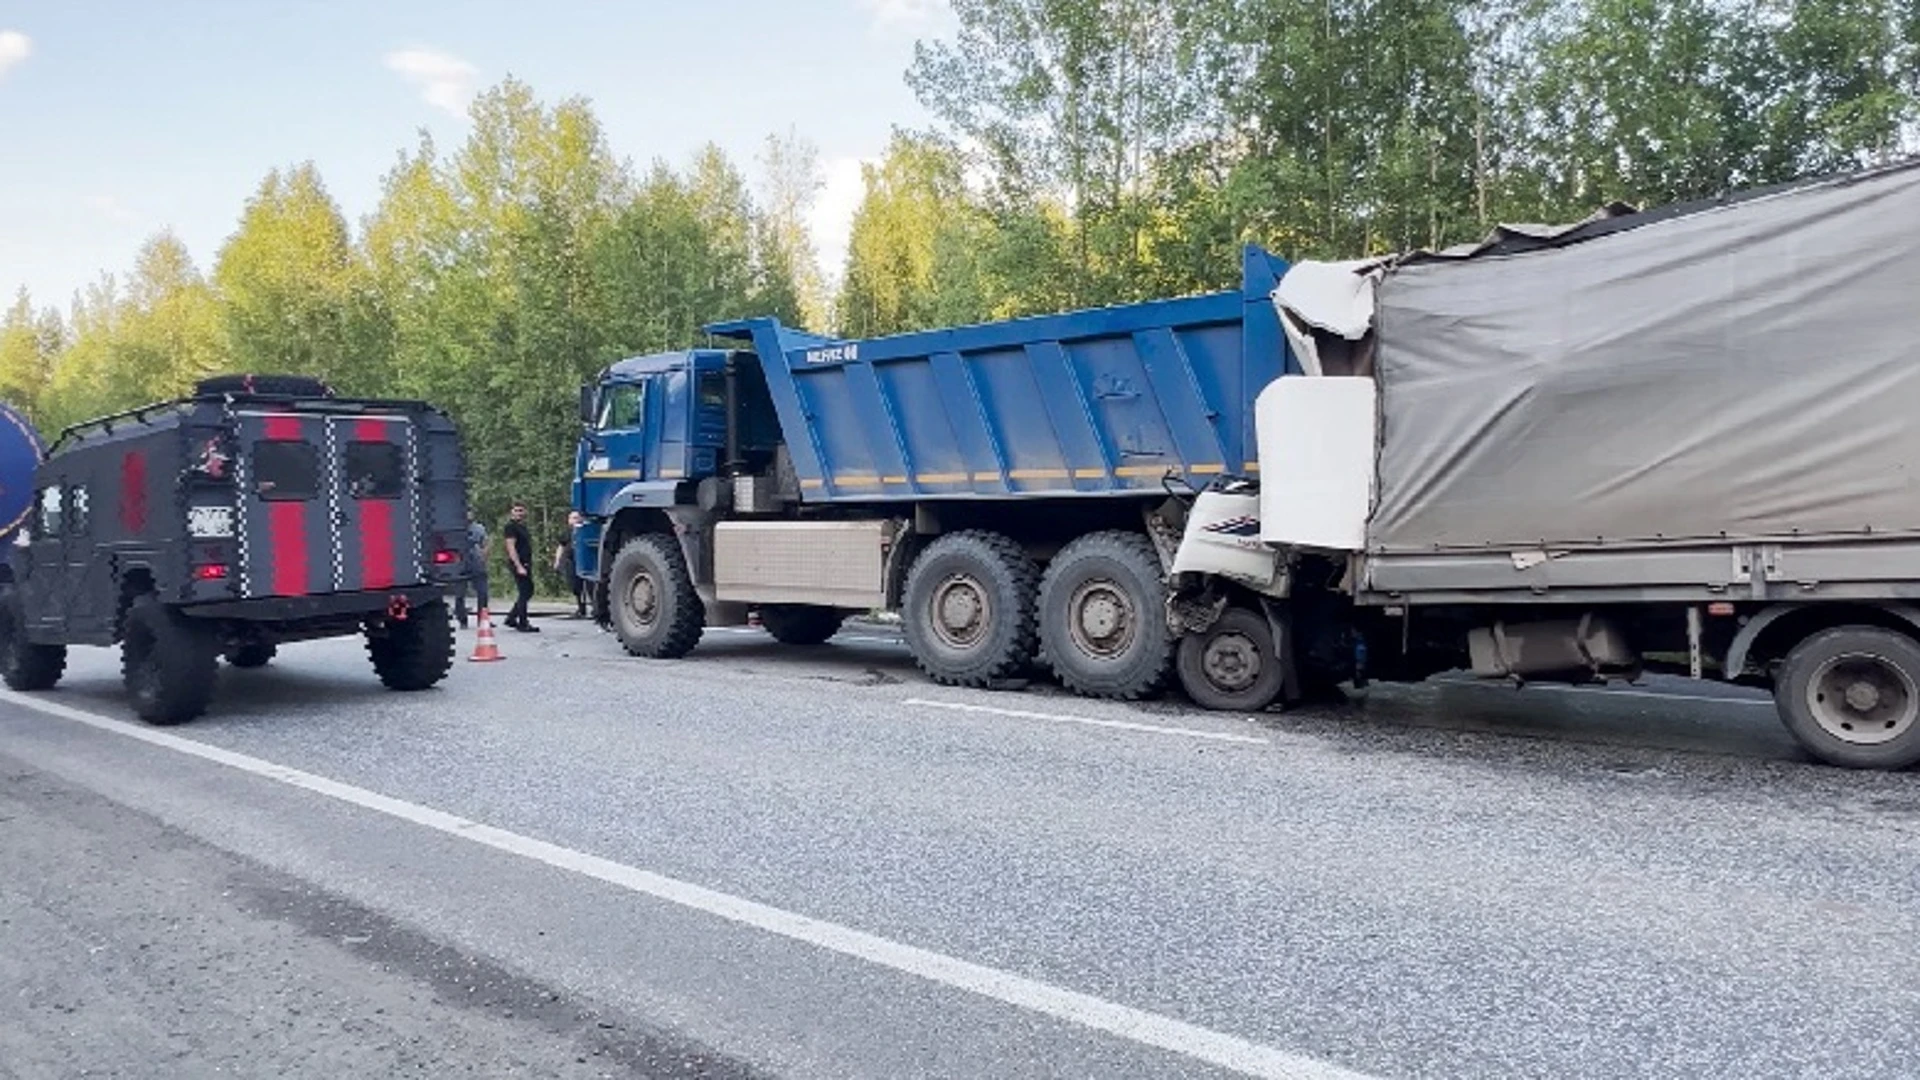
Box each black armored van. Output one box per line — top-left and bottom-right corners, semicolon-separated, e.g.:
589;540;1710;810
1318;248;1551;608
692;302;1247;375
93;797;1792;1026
0;375;471;724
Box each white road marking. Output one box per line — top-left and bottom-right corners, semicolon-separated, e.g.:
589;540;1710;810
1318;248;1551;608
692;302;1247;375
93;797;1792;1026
1433;679;1773;708
0;688;1365;1080
907;697;1269;745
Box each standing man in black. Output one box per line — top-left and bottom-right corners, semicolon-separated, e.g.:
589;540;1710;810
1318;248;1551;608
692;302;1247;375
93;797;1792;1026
503;502;539;633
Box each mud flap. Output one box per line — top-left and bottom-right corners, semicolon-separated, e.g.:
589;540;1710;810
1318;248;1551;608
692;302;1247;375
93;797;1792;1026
1258;597;1305;705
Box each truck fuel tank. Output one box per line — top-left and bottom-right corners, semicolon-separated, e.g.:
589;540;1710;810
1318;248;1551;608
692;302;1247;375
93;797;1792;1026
1467;615;1640;683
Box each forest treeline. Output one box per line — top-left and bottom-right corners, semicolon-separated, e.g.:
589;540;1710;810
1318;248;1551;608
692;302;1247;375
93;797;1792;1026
4;0;1915;542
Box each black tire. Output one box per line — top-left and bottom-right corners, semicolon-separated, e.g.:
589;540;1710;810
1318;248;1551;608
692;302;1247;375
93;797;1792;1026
225;642;277;669
901;530;1039;687
759;605;845;646
1774;625;1920;769
609;534;704;659
367;599;455;691
1177;605;1287;712
0;585;65;691
121;596;218;725
1037;531;1174;700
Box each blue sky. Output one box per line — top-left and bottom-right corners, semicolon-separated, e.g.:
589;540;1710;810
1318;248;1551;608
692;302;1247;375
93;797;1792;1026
0;0;950;311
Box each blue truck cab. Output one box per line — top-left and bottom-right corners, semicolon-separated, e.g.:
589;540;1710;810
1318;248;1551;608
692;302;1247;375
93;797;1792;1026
572;348;784;581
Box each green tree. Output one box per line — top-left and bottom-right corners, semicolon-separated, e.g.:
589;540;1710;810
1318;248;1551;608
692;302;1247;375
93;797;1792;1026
0;289;57;418
360;79;642;550
908;0;1218;303
40;234;225;429
837;132;982;335
756;129;829;329
213;163;363;387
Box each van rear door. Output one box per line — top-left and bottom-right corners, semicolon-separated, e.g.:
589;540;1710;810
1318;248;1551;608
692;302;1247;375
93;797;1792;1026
238;412;329;598
334;415;421;592
238;411;422;597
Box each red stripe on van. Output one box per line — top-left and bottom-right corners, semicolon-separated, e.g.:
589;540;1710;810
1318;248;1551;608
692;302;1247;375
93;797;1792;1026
355;418;397;589
269;502;309;596
260;416;308;595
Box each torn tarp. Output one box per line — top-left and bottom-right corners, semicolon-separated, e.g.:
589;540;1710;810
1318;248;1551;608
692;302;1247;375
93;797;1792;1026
1365;158;1920;553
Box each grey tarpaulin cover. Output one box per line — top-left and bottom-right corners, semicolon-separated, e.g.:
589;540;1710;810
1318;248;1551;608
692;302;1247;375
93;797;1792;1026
1368;159;1920;554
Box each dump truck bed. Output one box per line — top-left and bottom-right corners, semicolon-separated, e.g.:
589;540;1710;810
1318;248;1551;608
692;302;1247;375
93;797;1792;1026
706;245;1293;503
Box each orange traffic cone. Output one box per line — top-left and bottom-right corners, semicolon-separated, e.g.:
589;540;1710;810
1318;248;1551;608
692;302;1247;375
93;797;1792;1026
469;608;504;662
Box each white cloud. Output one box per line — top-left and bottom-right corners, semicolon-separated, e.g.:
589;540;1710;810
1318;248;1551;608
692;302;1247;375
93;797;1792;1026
82;194;137;225
383;47;478;118
0;30;32;79
858;0;947;33
808;156;873;285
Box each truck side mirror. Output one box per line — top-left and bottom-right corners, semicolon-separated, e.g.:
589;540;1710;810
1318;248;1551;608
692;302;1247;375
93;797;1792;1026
578;384;595;426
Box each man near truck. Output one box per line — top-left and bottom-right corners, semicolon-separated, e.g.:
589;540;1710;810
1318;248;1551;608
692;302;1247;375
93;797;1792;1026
502;502;538;633
453;507;490;629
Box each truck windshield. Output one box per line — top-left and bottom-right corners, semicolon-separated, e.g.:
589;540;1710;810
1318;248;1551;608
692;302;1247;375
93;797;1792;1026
596;382;644;431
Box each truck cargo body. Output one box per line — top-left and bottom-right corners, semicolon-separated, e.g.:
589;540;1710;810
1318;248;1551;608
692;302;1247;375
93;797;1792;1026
1243;158;1920;769
574;246;1297;698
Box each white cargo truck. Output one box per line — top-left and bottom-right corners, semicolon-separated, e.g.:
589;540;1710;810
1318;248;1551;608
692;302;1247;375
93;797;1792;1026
1167;160;1920;769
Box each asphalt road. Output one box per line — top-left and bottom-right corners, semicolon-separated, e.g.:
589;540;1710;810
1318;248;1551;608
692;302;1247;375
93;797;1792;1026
2;613;1917;1079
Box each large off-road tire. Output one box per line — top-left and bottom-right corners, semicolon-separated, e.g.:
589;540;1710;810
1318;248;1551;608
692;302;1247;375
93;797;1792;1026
224;642;277;669
1038;531;1174;700
609;533;704;659
1775;625;1920;770
901;530;1039;688
759;605;845;646
0;585;65;691
1177;605;1286;713
367;599;456;691
121;596;218;725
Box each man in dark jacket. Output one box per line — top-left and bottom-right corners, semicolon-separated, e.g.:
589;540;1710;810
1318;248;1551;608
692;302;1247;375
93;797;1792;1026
553;510;587;618
452;506;489;629
503;502;539;633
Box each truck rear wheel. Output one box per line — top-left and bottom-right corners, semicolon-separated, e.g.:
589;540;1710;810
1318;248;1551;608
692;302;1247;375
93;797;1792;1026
1038;531;1173;700
902;530;1038;687
367;599;455;691
610;533;704;659
759;605;845;646
1775;625;1920;769
0;585;65;691
121;596;218;725
1176;606;1286;712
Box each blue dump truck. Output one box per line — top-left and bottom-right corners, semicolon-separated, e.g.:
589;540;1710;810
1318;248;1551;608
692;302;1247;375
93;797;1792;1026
573;245;1319;707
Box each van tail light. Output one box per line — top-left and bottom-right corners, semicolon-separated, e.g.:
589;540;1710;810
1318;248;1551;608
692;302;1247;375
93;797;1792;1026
433;548;460;565
194;563;229;580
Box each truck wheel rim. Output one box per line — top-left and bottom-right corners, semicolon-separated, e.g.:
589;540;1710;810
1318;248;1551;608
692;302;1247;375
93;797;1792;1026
1202;631;1260;692
626;572;659;628
1067;578;1135;660
930;574;989;650
1807;652;1917;745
